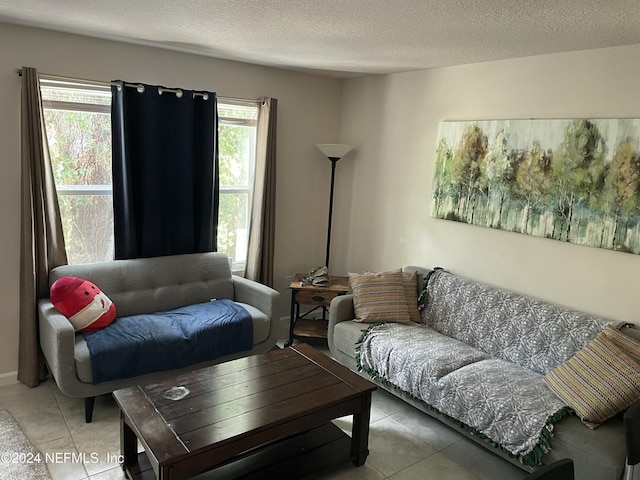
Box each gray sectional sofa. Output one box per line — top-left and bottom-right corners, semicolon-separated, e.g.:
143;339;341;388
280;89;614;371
38;252;282;422
328;266;640;480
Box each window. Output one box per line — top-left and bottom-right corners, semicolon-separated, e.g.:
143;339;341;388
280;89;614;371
217;102;258;272
41;78;257;271
41;80;113;265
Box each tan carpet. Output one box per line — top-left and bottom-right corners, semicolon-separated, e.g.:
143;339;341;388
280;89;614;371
0;409;52;479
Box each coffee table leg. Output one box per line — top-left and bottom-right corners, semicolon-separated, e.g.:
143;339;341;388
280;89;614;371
120;411;137;472
350;393;372;466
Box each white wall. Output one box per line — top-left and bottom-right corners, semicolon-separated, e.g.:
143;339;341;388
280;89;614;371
336;44;640;325
4;22;639;378
0;23;344;376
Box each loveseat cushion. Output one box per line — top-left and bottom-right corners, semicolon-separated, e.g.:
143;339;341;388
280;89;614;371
50;252;235;318
86;300;252;384
74;301;269;383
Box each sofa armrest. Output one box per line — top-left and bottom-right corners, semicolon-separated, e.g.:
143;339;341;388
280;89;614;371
624;399;640;467
329;294;355;325
38;299;79;393
232;275;279;318
328;294;355;355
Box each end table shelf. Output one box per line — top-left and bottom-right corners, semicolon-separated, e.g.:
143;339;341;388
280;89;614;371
286;273;349;346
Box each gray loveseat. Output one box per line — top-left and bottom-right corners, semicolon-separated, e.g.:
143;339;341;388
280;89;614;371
328;266;640;480
38;252;282;422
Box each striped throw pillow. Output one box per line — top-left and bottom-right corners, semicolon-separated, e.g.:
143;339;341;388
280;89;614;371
601;327;640;363
349;271;411;324
544;326;640;429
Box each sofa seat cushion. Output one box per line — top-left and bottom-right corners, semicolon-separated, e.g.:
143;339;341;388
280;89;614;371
358;323;569;463
435;358;567;459
359;323;490;383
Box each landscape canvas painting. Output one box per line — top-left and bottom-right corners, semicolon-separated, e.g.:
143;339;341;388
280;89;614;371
432;118;640;253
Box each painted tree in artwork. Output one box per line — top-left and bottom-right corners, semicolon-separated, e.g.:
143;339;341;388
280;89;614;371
479;130;512;228
432;138;454;217
600;139;640;249
433;118;640;254
450;124;487;222
513;142;552;234
551;119;606;241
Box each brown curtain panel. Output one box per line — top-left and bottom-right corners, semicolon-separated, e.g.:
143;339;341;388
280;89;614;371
18;67;67;386
245;98;277;287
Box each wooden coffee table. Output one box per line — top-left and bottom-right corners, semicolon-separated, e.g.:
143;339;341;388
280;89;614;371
113;344;377;479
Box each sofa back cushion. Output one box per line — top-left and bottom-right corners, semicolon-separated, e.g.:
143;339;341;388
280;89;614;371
421;270;621;374
49;252;234;318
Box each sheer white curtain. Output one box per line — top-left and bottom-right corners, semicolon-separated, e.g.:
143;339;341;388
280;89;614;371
245;98;277;287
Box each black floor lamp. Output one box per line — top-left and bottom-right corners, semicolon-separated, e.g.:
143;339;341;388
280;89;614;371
316;144;354;271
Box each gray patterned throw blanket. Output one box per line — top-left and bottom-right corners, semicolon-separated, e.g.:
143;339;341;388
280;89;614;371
357;270;620;465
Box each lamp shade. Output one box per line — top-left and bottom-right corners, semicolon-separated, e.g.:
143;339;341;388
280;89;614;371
316;144;354;160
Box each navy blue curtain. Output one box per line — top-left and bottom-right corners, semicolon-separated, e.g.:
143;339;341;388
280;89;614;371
111;82;218;259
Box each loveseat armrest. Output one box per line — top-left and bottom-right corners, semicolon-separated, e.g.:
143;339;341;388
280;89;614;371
38;299;79;394
232;275;279;318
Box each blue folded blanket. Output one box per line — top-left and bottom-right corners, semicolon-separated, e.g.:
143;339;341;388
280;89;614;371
83;299;253;384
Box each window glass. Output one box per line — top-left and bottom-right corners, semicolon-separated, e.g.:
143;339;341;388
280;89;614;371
41;78;257;270
42;82;113;264
217;102;258;272
219;123;253;187
218;192;250;268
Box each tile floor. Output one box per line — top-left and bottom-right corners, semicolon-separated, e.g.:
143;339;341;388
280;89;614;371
0;345;528;480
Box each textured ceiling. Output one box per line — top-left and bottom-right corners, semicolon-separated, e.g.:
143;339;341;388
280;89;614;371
2;0;640;78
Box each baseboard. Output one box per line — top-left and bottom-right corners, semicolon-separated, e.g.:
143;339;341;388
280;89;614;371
0;371;18;387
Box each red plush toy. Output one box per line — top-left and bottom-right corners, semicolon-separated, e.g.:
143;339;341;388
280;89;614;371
50;276;116;332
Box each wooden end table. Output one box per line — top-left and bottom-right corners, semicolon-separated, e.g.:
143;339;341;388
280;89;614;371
113;344;376;480
286;273;349;347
